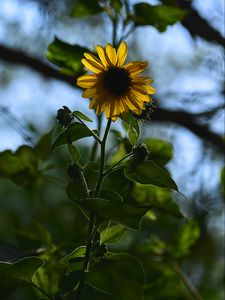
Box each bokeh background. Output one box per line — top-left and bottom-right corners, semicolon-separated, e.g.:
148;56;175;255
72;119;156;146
0;0;224;299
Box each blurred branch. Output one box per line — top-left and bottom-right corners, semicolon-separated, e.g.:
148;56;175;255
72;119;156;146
171;260;204;300
0;44;224;152
181;6;225;48
0;44;77;85
152;107;224;151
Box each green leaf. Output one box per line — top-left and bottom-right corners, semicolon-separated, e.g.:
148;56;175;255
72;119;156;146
73;111;93;122
68;143;81;162
60;246;86;264
144;138;173;166
169;219;200;258
0;257;44;299
128;124;138;145
0;146;39;187
134;3;188;32
46;37;89;75
73;198;150;229
124;159;178;190
71;0;102;18
59;270;83;293
100;225;127;244
51;123;97;152
110;0;123;12
87;253;145;300
35;131;52;160
66;180;88;200
132;184;182;217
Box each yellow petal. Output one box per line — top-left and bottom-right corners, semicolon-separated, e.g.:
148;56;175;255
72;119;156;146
82;58;104;74
96;45;109;68
125;96;143;111
124;61;148;76
84;52;105;69
117;41;128;67
82;88;97;98
131;89;150;102
133;85;156;95
105;43;117;66
132;76;153;85
77;74;98;88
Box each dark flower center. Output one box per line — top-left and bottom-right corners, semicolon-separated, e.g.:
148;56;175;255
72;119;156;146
103;67;131;97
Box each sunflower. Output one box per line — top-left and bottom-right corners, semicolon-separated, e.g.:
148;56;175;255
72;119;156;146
76;41;156;121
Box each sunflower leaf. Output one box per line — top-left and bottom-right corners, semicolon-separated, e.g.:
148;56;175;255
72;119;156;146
68;143;81;162
124;159;178;190
72;111;93;122
70;0;102;18
72;198;151;229
0;257;44;299
144;138;173;166
100;224;127;244
134;3;189;32
46;37;89;75
87;253;145;300
50;123;98;152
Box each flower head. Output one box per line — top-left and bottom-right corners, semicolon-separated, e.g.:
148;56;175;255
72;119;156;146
77;42;156;121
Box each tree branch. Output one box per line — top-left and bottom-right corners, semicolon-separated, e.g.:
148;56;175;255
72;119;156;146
152;107;224;151
0;44;224;152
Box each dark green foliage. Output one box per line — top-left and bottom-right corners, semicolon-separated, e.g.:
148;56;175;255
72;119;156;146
87;253;145;300
0;257;44;299
72;197;151;230
70;0;102;18
124;159;178;190
51;123;97;152
46;38;89;75
134;3;188;31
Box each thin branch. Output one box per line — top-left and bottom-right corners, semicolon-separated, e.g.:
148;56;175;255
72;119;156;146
171;260;204;300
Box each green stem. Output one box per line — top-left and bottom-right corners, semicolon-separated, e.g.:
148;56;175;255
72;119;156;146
103;152;132;177
76;215;95;300
171;260;204;300
94;119;112;197
76;119;111;300
90;114;102;161
112;15;118;47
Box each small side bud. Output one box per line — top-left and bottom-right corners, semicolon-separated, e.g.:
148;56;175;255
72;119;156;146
132;143;149;161
56;106;73;127
67;163;82;180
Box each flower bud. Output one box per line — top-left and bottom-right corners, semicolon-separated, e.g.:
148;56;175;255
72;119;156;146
56;106;73;127
132;143;149;161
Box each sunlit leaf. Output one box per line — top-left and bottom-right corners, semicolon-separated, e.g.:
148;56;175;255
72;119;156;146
87;253;145;300
46;37;89;75
101;225;127;244
70;0;102;18
51;123;97;152
132;184;182;217
144;138;173;166
73;111;93;122
134;3;188;32
169;219;200;258
124;159;178;190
